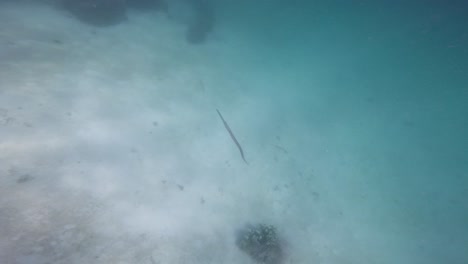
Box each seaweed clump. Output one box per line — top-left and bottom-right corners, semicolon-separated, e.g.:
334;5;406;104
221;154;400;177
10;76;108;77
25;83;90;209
235;223;284;264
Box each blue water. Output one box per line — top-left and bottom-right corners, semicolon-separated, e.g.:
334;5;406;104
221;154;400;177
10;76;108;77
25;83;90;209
0;1;467;263
222;2;468;261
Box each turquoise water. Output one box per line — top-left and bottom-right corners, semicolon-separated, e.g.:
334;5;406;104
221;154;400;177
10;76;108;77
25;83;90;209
232;0;468;262
0;1;467;263
228;1;468;262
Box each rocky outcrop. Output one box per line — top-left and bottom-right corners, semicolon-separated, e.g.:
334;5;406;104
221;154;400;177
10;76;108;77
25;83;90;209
59;0;215;44
235;223;285;264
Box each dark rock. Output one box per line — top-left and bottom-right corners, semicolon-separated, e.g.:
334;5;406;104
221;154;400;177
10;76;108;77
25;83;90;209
235;223;284;264
61;0;127;27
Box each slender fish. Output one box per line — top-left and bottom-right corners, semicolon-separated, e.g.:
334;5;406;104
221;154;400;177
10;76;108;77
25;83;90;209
216;109;248;164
